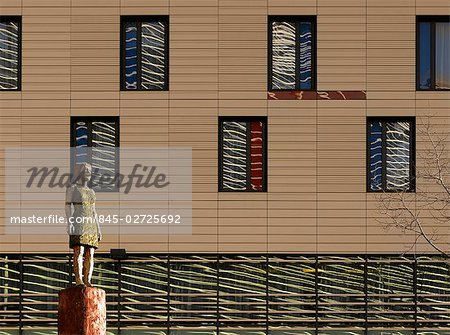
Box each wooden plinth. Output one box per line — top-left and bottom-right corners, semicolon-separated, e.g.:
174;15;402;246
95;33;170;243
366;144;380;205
58;286;106;335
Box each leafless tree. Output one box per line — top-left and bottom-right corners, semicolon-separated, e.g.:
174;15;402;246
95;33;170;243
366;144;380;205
377;115;450;258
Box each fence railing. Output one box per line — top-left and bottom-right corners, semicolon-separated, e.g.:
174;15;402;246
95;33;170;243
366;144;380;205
0;254;449;335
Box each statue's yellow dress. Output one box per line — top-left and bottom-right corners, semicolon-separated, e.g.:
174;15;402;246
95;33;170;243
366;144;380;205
69;184;99;249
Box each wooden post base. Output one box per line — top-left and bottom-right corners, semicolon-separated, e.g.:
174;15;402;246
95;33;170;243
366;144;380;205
58;286;106;335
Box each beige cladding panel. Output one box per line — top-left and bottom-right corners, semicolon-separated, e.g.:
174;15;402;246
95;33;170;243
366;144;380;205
0;1;449;254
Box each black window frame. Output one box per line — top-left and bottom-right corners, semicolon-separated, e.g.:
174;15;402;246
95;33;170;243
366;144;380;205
70;116;120;193
416;15;450;91
366;117;416;193
268;15;317;92
218;116;268;193
0;16;22;91
120;15;169;92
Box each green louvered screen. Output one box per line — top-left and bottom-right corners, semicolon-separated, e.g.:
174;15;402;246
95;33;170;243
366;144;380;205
0;254;449;334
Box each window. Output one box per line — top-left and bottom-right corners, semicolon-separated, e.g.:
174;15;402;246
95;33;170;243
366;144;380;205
268;16;316;91
417;16;450;90
71;117;120;192
0;16;21;90
121;16;169;91
367;118;415;192
219;117;267;192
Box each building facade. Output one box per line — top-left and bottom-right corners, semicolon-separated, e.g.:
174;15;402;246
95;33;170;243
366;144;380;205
0;0;449;334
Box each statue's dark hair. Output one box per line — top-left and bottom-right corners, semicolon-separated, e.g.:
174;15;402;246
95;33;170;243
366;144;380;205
72;162;92;184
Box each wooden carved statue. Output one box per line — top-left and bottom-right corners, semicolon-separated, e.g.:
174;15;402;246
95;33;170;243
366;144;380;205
65;163;102;287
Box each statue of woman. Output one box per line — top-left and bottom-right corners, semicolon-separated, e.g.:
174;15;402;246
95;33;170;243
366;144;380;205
65;162;102;287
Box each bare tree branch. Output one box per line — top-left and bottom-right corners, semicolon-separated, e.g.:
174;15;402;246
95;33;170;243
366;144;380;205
376;115;450;258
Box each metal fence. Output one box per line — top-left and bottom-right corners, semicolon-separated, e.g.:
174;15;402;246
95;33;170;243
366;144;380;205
0;254;449;334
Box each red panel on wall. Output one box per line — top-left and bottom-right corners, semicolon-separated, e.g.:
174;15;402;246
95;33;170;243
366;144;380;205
250;121;263;191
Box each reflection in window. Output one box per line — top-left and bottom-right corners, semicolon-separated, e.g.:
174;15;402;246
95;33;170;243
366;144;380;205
368;118;415;192
121;257;168;323
170;256;217;323
0;257;21;330
436;22;450;89
318;331;365;335
22;257;70;322
367;259;414;295
219;118;267;192
367;258;415;327
120;331;166;335
386;122;411;191
4;255;450;332
268;256;316;326
317;260;365;326
219;256;267;324
269;16;315;90
417;17;450;90
71;117;120;192
416;257;450;328
271;21;295;89
369;121;383;191
171;331;216;335
367;332;413;335
121;16;168;91
124;21;138;90
268;332;315;335
0;17;20;90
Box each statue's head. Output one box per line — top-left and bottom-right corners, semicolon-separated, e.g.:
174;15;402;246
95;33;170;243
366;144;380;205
73;162;92;184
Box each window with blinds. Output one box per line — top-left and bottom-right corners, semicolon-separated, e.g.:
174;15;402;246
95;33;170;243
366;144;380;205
71;117;120;192
417;16;450;90
268;16;316;91
219;117;267;192
121;16;169;91
0;16;21;90
367;117;415;192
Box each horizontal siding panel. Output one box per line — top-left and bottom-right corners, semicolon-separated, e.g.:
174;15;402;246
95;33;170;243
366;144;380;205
268;0;316;6
120;7;169;15
220;0;266;6
219;7;267;15
22;7;70;15
0;0;21;6
22;23;70;33
72;0;119;6
318;7;366;15
0;7;21;15
367;0;414;5
268;7;316;15
71;7;119;15
367;7;416;15
22;0;70;6
1;0;449;254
